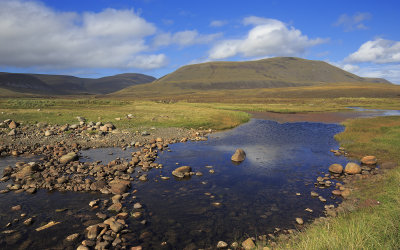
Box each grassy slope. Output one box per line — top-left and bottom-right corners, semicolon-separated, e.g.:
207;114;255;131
275;116;400;250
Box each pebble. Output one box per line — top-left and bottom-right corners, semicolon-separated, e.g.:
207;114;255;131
295;218;304;225
217;241;228;248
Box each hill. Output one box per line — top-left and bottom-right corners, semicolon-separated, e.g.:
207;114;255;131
111;57;396;100
0;72;155;96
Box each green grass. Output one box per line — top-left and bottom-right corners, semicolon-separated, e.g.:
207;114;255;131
274;116;400;250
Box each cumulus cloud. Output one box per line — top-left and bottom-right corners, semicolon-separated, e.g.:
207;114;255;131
153;30;222;47
346;38;400;63
210;20;227;27
0;0;167;70
208;16;325;60
334;12;371;31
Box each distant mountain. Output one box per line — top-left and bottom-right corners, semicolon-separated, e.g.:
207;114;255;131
153;57;390;89
0;72;156;96
111;57;396;99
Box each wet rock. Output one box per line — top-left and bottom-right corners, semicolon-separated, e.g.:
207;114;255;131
133;203;142;209
110;182;130;195
26;187;37;194
59;152;78;164
328;164;343;174
310;191;319;197
110;221;124;233
77;245;90;250
138;175;148;182
35;221;60;231
89;199;99;208
332;190;342;196
57;176;68;184
296;218;304;225
361;156;377;165
172;166;192;178
11;205;21;211
23;218;33;226
3;166;13;177
344;162;361;174
86;225;99;240
108;203;123;213
217;241;228;248
231;148;246;162
242;238;256;250
141;131;150;136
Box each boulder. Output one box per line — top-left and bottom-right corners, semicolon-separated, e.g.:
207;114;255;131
231;149;246;162
361;156;377;165
328;164;343;174
8;129;16;136
110;182;130;195
344;162;361;174
59;152;78;164
8;121;18;129
172;166;192;178
86;225;99;240
15;164;39;179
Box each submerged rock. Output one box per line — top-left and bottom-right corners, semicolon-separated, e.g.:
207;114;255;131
231;148;246;162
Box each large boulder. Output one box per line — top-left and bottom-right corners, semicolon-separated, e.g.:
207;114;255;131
328;164;343;174
344;162;361;174
172;166;192;178
361;156;377;165
231;149;246;162
59;152;78;164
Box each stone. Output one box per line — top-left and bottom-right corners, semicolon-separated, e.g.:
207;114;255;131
328;164;343;174
109;221;124;233
110;182;129;195
172;166;192;178
296;218;304;225
77;245;89;250
8;129;16;136
341;189;351;198
57;176;68;184
332;190;342;196
44;130;53;136
15;164;38;179
344;162;361;174
11;205;21;211
361;156;377;165
23;218;33;226
231;148;246;162
59;152;78;164
86;225;99;240
217;241;228;248
310;191;319;197
133;203;142;209
108;203;123;213
66;233;79;241
89;199;99;208
242;238;256;250
76;116;86;122
8;121;18;129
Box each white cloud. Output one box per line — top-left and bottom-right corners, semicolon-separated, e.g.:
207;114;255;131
209;16;325;60
334;12;371;31
342;64;360;72
0;0;166;70
153;30;222;47
210;20;227;27
346;38;400;64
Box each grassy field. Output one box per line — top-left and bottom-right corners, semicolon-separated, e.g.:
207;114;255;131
274;115;400;250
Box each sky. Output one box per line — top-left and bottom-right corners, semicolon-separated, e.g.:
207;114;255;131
0;0;399;83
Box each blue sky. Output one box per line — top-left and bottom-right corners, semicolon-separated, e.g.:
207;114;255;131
0;0;399;83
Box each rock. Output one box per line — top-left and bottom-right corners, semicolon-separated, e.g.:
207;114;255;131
76;116;86;122
361;156;377;165
108;203;123;213
66;233;79;241
172;166;192;178
109;221;124;232
296;218;304;225
344;162;361;174
59;152;78;164
15;164;38;179
86;225;99;240
310;191;319;197
332;190;342;196
242;238;256;250
11;205;21;211
35;221;60;231
110;182;130;195
133;203;142;209
23;218;33;226
231;148;246;162
8;121;18;129
217;241;228;248
89;199;99;208
44;130;53;136
341;189;351;198
8;129;16;136
26;188;37;194
77;245;89;250
328;164;343;174
57;176;68;184
141;131;150;136
3;166;13;177
138;175;148;182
